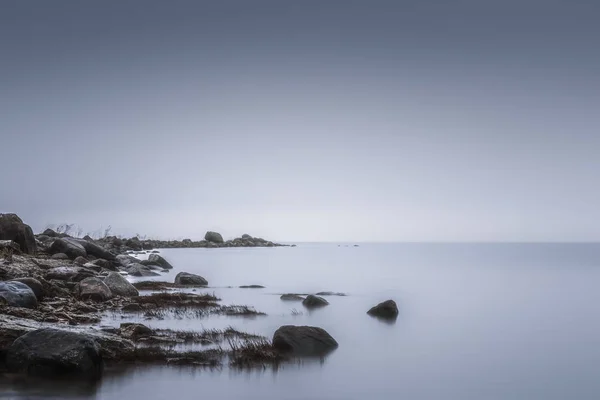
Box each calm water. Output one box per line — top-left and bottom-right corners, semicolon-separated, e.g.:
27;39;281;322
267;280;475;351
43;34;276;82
3;243;600;399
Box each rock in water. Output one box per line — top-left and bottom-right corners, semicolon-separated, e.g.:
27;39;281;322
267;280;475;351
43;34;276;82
174;272;208;286
148;254;174;269
49;238;87;259
0;281;38;309
280;294;304;301
367;300;399;319
5;328;103;378
302;295;329;308
0;214;36;255
103;272;139;297
204;231;224;243
272;325;338;356
10;278;44;301
116;254;140;267
77;277;113;302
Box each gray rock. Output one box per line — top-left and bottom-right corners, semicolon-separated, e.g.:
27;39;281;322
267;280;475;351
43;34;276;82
272;325;338;356
147;254;173;269
367;300;399;319
140;259;161;267
5;328;103;378
302;295;329;308
280;294;304;301
42;228;59;237
51;252;70;260
204;231;224;243
73;256;89;266
91;258;117;271
10;278;44;301
0;214;36;254
49;238;87;259
0;240;21;254
116;254;140;267
126;263;160;277
315;291;347;296
103;272;139;297
70;238;116;261
0;281;38;309
45;266;96;282
241;234;253;240
239;285;265;289
77;277;113;302
174;272;208;286
119;323;152;339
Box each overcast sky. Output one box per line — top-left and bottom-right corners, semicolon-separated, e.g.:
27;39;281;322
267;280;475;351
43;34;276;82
1;1;599;242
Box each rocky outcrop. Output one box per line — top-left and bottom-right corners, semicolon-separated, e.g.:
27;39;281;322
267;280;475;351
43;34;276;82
174;272;208;286
367;300;398;319
76;277;113;302
5;328;103;378
0;214;36;255
49;238;87;259
10;277;44;301
45;266;96;282
103;272;138;297
280;294;304;301
272;325;338;356
302;295;329;308
0;281;38;309
205;231;224;243
147;254;173;269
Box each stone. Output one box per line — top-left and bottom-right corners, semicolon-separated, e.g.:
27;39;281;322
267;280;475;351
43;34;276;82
272;325;338;356
126;263;160;277
280;294;304;301
0;214;36;254
103;272;139;297
302;295;329;308
147;254;173;269
0;281;38;308
204;231;224;243
45;266;96;282
116;254;140;267
70;238;116;261
51;252;70;260
120;323;152;339
91;258;117;271
174;272;208;286
367;300;399;319
73;256;90;266
122;303;143;312
49;238;87;259
5;328;103;378
241;234;253;240
239;285;265;289
125;237;143;251
10;277;44;301
315;291;347;296
42;228;59;237
77;277;113;302
0;240;21;254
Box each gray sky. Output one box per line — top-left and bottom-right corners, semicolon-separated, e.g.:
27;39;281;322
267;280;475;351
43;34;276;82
2;1;599;242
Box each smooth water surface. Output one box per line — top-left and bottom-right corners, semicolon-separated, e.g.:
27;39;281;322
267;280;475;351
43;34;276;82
3;243;600;400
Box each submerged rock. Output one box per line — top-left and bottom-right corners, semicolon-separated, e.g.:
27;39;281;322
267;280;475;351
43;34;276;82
272;325;338;356
302;295;329;308
174;272;208;286
367;300;399;319
280;294;304;301
315;291;347;296
5;328;103;379
77;277;113;302
103;272;139;297
204;231;224;243
0;281;38;309
0;214;36;255
148;254;174;269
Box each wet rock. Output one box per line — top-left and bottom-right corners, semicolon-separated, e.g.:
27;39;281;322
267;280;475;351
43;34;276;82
73;256;90;266
272;325;338;356
10;277;44;301
280;294;304;301
103;272;139;297
120;323;152;339
51;252;70;260
174;272;208;286
367;300;398;319
49;238;87;259
204;231;224;243
126;263;160;277
147;254;173;269
5;328;103;378
77;277;113;302
0;281;38;308
302;295;329;308
45;266;96;282
0;214;36;254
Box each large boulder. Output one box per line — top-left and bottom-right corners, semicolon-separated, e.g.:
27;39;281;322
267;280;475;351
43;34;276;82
42;228;59;237
103;272;138;297
174;272;208;286
147;254;173;269
272;325;338;356
302;295;329;308
116;254;140;267
10;277;44;301
241;234;253;240
45;266;96;282
204;231;224;243
367;300;398;319
5;328;103;378
77;277;113;302
125;263;160;277
49;238;87;259
0;214;36;255
0;281;38;309
70;238;116;261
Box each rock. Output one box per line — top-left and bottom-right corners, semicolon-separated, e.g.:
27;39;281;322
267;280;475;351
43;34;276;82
120;323;152;339
204;231;224;243
125;237;142;251
150;250;160;253
83;262;103;273
0;214;36;254
70;238;116;261
122;303;143;312
5;328;103;378
367;300;399;319
126;263;160;277
0;240;21;254
302;295;329;308
10;278;44;301
0;281;38;308
83;235;94;241
76;277;113;302
241;234;253;240
140;259;161;267
280;294;304;301
91;258;117;271
49;238;87;259
42;228;59;237
174;272;208;286
103;272;139;297
45;266;96;282
51;252;70;260
239;285;265;289
272;325;338;356
116;254;139;267
315;291;347;296
147;254;174;269
73;256;90;266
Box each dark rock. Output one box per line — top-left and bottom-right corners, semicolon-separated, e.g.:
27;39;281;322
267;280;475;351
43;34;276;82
272;325;338;356
0;240;21;254
5;328;103;378
116;254;139;267
241;234;253;240
239;285;265;289
91;258;117;271
73;256;90;266
103;272;138;297
0;214;36;254
125;237;142;251
10;278;44;301
126;263;160;277
119;323;152;339
51;252;70;260
150;250;160;253
147;254;173;269
42;228;59;237
367;300;399;319
122;303;143;312
0;281;38;308
70;238;116;261
302;295;329;308
45;266;96;282
77;277;113;302
83;235;94;241
49;238;87;259
204;231;224;243
174;272;208;286
315;291;347;296
140;259;161;267
280;294;304;301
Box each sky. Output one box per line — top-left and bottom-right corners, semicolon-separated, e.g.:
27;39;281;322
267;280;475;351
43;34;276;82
1;0;599;242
